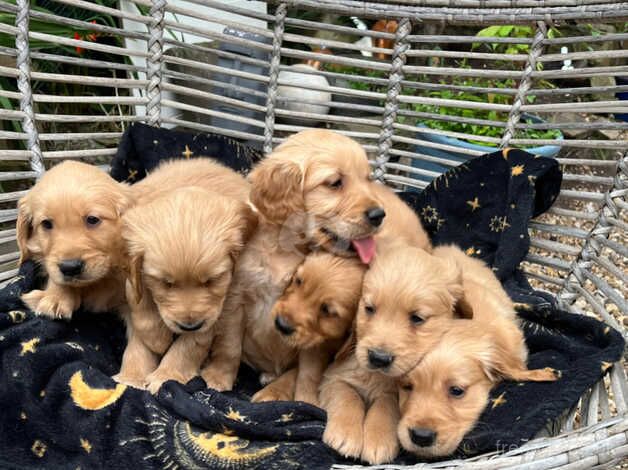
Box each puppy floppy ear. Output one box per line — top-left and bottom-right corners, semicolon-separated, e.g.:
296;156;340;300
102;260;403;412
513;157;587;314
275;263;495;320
438;256;472;319
112;183;133;218
249;157;304;224
128;253;144;304
227;202;259;265
480;328;559;383
334;320;357;362
16;196;39;264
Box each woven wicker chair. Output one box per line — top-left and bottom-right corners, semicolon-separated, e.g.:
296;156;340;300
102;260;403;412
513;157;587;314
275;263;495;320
0;0;626;468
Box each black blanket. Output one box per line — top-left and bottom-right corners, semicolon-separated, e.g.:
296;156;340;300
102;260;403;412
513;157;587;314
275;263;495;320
0;124;623;469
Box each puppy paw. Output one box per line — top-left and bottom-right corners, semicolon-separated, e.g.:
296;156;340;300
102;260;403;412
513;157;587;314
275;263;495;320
251;385;292;403
259;372;278;386
294;389;319;407
22;290;75;320
323;416;363;459
201;369;233;392
145;370;191;395
361;426;399;464
112;373;147;390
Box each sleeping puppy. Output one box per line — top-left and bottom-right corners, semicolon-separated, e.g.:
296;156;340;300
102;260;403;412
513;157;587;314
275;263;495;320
320;244;457;464
250;252;366;405
397;321;559;459
113;158;255;392
17;161;131;319
396;245;558;457
116;187;255;392
235;130;430;395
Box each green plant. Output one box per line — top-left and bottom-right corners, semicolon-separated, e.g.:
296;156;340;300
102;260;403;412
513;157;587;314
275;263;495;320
472;24;558;55
410;75;561;147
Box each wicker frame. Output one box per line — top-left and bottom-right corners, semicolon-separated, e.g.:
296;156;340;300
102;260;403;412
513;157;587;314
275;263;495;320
0;0;626;468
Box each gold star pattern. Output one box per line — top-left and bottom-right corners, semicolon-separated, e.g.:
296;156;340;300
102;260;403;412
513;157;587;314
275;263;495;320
225;407;246;422
80;438;92;454
126;169;138;182
20;338;40;356
489;216;511;233
466;197;481;211
182;145;194;159
280;412;293;423
421;205;439;223
465;247;476;256
511;164;525;176
31;440;47;458
9;310;25;323
601;361;613;373
221;426;235;436
491;392;507;409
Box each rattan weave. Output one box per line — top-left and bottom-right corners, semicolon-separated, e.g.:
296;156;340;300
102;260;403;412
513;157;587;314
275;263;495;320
0;1;626;468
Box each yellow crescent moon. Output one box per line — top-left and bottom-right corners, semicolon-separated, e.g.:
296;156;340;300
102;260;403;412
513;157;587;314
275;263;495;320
184;422;277;462
69;371;126;410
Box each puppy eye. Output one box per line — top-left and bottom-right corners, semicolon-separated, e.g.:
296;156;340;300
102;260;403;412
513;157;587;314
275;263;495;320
449;386;465;398
85;215;101;228
163;280;175;289
409;312;424;325
364;304;375;315
202;279;212;288
401;382;413;391
327;177;343;190
41;219;53;230
294;276;303;287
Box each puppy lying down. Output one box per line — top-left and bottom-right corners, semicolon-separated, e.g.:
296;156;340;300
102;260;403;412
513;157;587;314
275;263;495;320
397;245;559;458
17;161;131;319
114;159;256;392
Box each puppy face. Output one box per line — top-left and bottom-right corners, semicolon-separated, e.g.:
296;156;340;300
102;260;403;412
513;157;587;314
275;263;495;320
397;322;493;458
355;245;465;376
123;187;256;334
249;130;385;262
17;161;130;286
397;320;558;458
271;252;366;349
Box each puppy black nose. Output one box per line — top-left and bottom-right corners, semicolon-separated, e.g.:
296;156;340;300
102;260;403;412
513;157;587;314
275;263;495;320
365;207;386;227
58;259;84;277
275;315;295;335
175;320;205;331
367;348;394;369
409;428;437;447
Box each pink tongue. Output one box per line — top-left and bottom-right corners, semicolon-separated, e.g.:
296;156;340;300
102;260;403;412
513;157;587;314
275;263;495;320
352;237;376;264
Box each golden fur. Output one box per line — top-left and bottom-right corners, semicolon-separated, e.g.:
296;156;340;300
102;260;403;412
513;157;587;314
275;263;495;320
320;243;458;464
355;243;464;377
234;130;430;405
114;159;255;393
17;161;131;319
251;252;366;405
397;245;559;458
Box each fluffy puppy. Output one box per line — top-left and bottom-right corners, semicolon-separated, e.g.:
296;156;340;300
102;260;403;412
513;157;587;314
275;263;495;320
320;244;458;464
116;187;255;393
114;158;255;393
397;321;558;458
250;252;366;405
17;161;131;319
396;245;558;458
355;243;465;378
237;130;430;399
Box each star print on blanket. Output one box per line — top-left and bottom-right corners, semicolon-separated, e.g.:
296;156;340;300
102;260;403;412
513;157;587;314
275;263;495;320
0;126;623;469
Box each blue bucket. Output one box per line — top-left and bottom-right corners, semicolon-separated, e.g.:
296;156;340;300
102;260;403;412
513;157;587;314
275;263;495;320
411;114;562;183
615;77;628;122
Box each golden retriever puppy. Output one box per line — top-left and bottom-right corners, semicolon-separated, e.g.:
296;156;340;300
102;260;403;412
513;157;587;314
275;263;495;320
250;252;366;405
114;158;255;392
235;130;430;398
115;187;255;393
320;244;457;464
355;243;464;378
397;321;558;458
17;161;131;319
